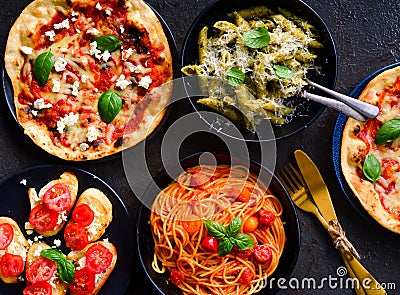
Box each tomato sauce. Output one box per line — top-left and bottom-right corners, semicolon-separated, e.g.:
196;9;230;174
357;118;381;154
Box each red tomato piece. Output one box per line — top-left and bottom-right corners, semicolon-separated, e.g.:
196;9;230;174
42;183;71;212
243;216;259;233
85;244;113;274
169;269;185;286
29;204;58;231
64;223;89;251
234;247;254;260
26;257;56;283
238;267;254;284
0;253;24;278
254;244;273;264
258;210;276;227
72;204;94;227
69;268;95;295
181;215;202;234
201;236;218;253
0;223;14;250
23;281;52;295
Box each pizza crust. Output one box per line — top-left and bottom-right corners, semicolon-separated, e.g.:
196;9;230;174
341;66;400;234
5;0;173;161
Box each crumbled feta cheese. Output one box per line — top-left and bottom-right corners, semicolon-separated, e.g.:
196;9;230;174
20;179;27;186
25;222;34;230
56;211;68;225
18;276;24;282
53;19;70;30
71;17;77;22
60;47;69;53
89;41;102;58
80;56;88;66
116;74;132;90
54;57;67;72
33;245;43;257
53;239;62;248
105;9;112;16
95;2;102;10
80;142;89;151
120;26;125;34
76;257;86;270
95;272;106;285
101;50;111;62
94;88;99;92
103;238;109;243
31;110;38;117
27;239;33;246
26;230;33;235
71;11;78;17
33;98;52;110
45;30;56;41
138;76;152;89
86;126;100;142
52;79;61;93
126;63;145;73
71;81;80;96
20;46;33;55
81;74;89;83
57;112;79;133
87;27;100;36
121;48;133;61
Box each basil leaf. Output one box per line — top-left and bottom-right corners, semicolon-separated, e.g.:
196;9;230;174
233;233;254;250
274;65;294;79
226;68;245;86
375;119;400;144
33;51;54;86
243;27;270;49
41;249;65;261
204;220;227;239
218;237;233;257
98;90;122;123
41;249;75;284
92;35;121;52
363;153;381;185
227;216;242;237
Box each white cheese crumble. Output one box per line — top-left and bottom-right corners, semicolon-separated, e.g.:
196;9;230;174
53;19;70;30
121;48;133;61
87;28;100;36
138;76;152;89
25;222;34;230
80;142;89;151
86;126;100;142
20;46;33;55
45;30;56;41
76;257;86;270
116;74;132;90
71;11;79;17
57;112;79;133
89;41;101;57
31;110;38;117
60;47;69;53
71;81;80;96
95;2;102;10
103;238;109;243
56;211;68;225
52;79;61;93
105;9;112;16
33;245;43;257
126;63;146;73
53;239;62;248
54;57;67;72
102;50;111;62
20;179;27;186
81;74;89;83
33;98;52;110
120;26;125;34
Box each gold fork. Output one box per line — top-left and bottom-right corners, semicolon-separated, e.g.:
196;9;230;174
278;163;367;295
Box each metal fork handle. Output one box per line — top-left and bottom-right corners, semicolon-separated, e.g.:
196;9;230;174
306;79;379;119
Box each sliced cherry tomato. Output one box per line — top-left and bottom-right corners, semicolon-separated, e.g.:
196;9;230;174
233;247;254;260
0;253;24;278
69;268;95;295
29;204;58;231
23;281;52;295
169;268;185;286
72;204;95;227
259;210;276;227
85;244;113;274
243;216;259;233
0;223;14;250
201;236;218;253
42;183;71;212
254;244;273;264
237;187;252;203
181;215;202;234
238;267;254;284
64;223;89;250
26;257;56;283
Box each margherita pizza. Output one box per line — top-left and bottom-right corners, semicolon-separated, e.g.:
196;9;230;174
5;0;173;160
341;66;400;233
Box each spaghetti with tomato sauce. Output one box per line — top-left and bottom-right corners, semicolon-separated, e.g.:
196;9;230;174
150;165;286;295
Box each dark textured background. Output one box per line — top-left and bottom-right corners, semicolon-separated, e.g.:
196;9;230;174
0;0;399;294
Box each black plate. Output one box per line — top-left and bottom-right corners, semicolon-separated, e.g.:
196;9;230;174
181;0;337;141
136;152;300;295
0;165;134;294
332;62;400;231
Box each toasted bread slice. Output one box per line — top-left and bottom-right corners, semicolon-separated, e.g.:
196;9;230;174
67;241;117;295
66;188;112;243
28;172;78;237
25;242;67;295
0;217;29;283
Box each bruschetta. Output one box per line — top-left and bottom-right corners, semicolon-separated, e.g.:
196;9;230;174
0;217;29;283
67;241;117;295
64;188;112;251
28;172;78;237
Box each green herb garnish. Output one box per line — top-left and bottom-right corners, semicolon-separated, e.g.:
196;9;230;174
41;249;75;284
243;27;270;49
226;68;245;86
273;65;294;79
375;119;400;144
92;35;121;52
98;90;122;123
363;153;381;185
33;51;54;86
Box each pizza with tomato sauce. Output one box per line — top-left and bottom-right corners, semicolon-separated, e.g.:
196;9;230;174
341;66;400;233
5;0;173;160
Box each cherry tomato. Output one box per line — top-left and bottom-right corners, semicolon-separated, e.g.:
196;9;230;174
26;257;56;283
64;223;89;250
243;216;259;233
0;253;24;278
254;244;273;264
181;215;202;234
237;187;251;203
72;204;95;227
233;247;254;260
42;183;71;212
69;268;96;295
201;236;218;253
238;267;254;284
23;281;52;295
259;210;276;227
29;204;58;231
169;268;185;286
0;223;14;250
85;244;113;274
